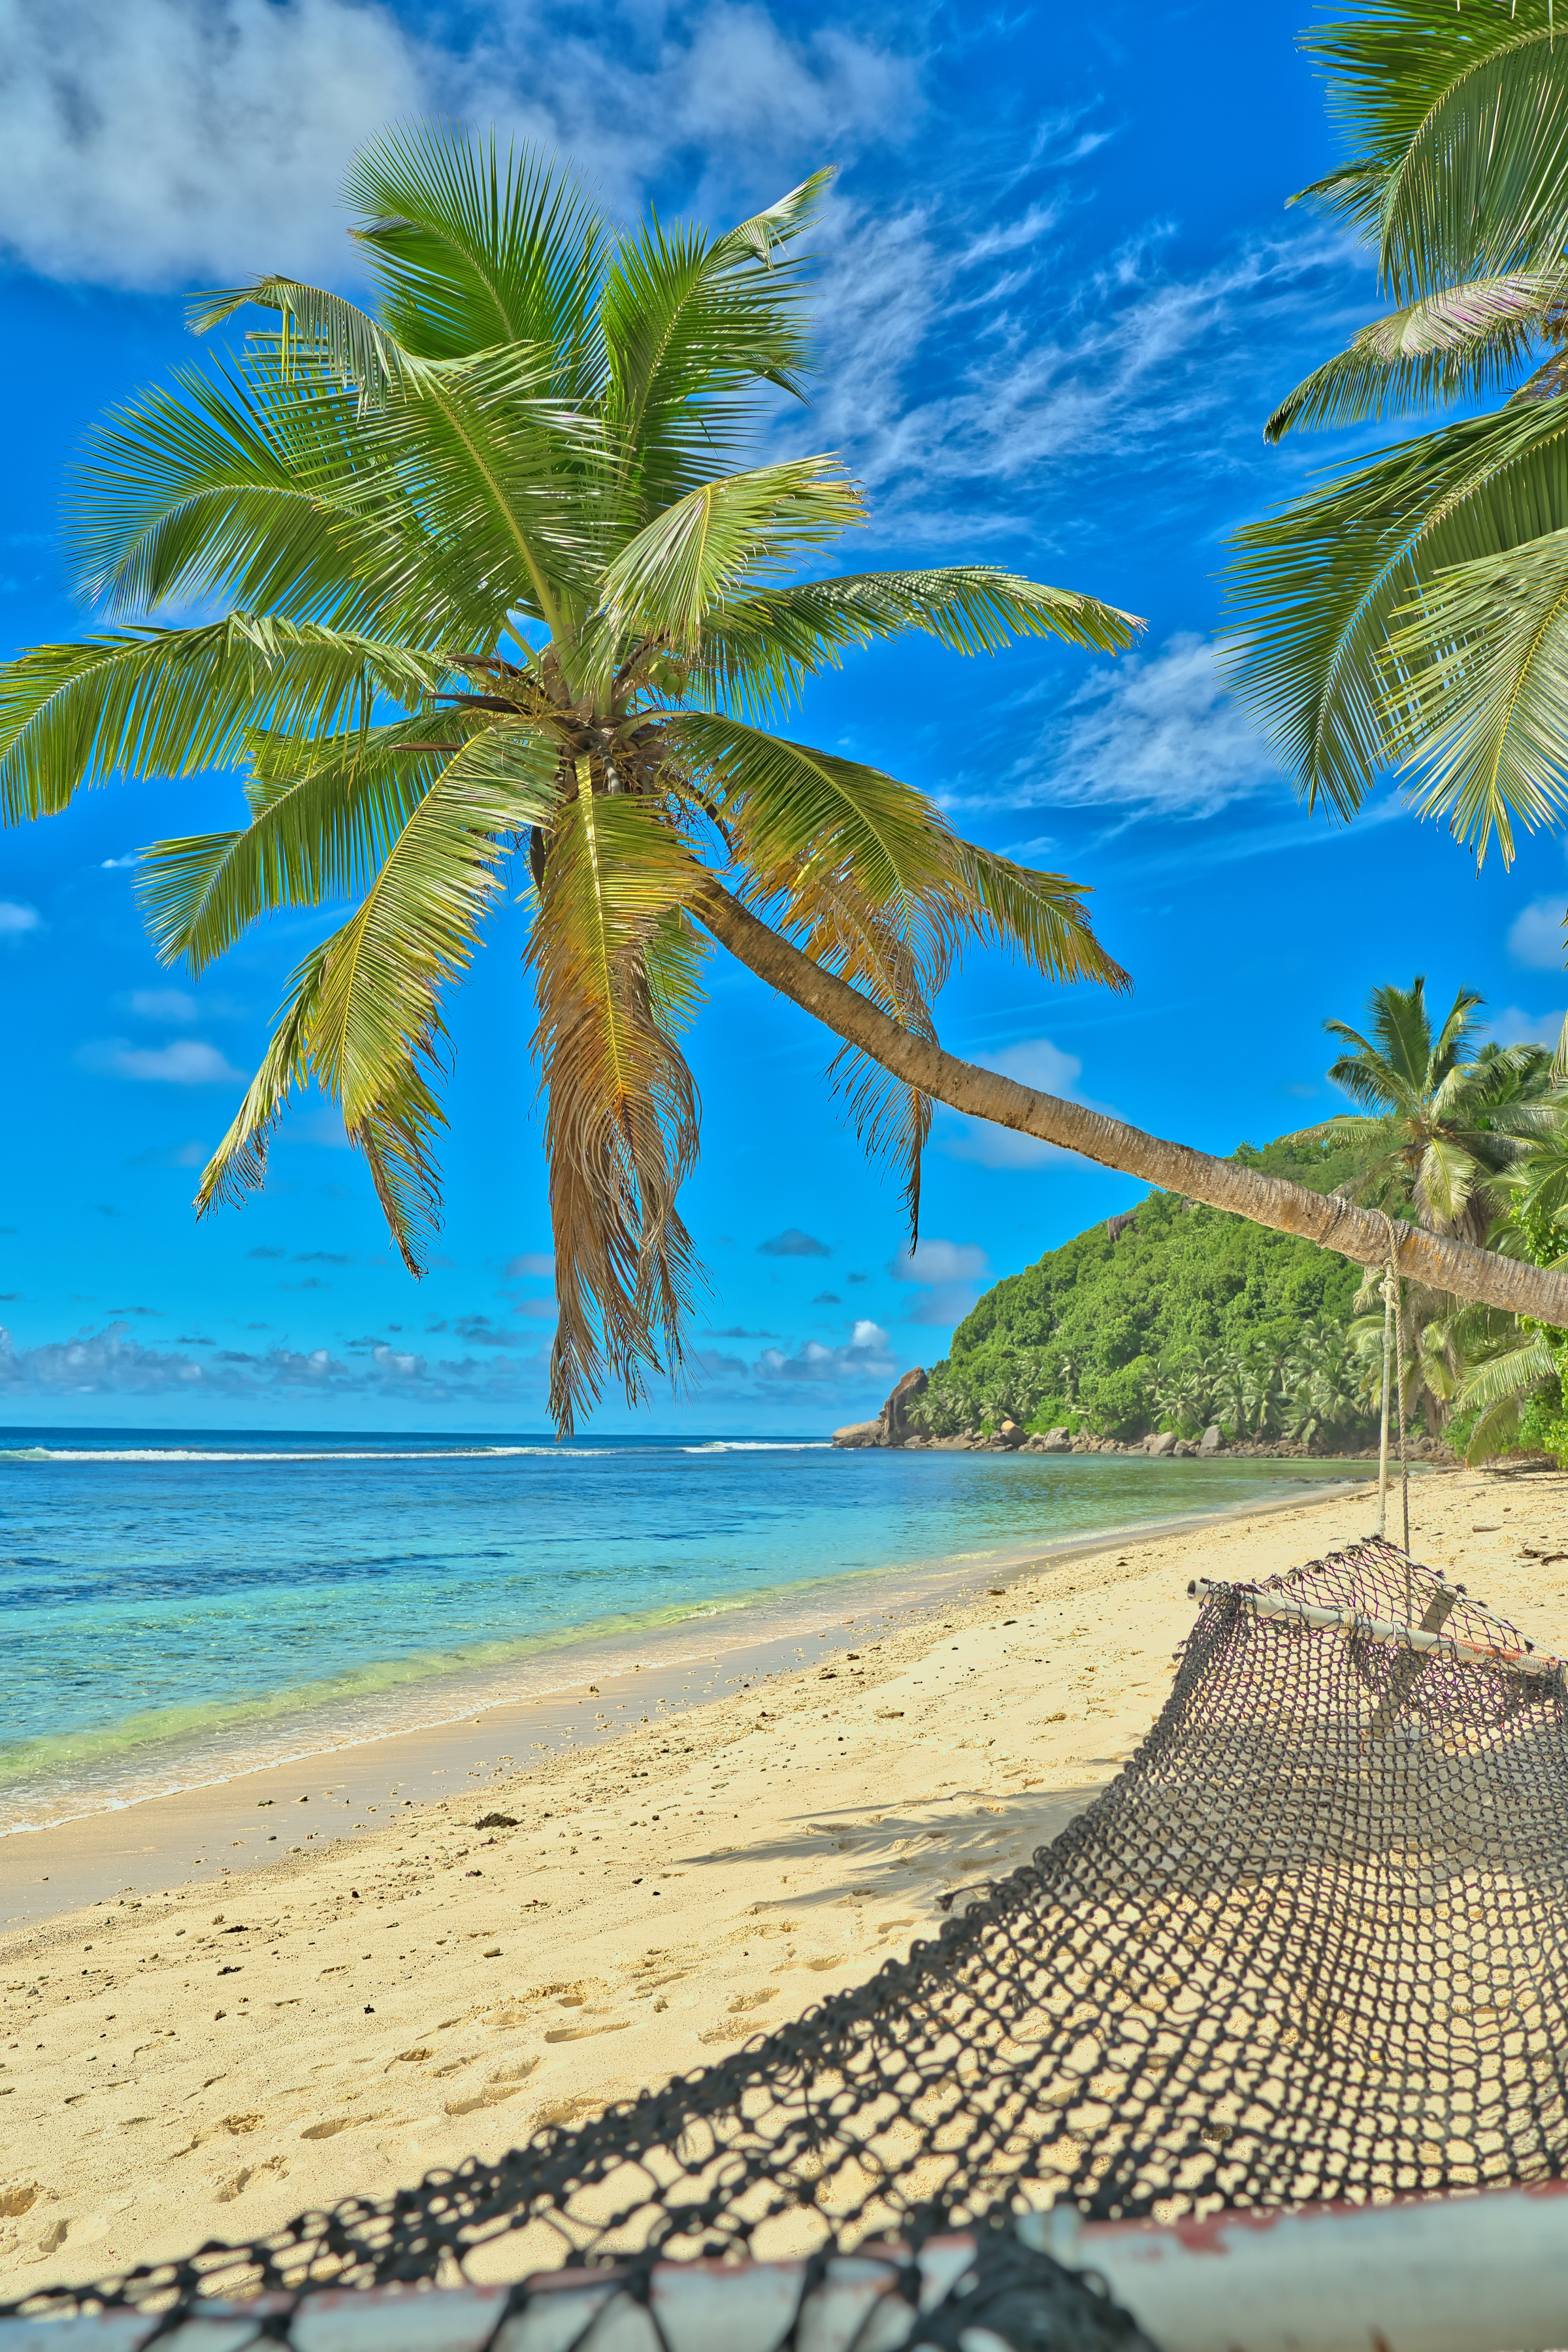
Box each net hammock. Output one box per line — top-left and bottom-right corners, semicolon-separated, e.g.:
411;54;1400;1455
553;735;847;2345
8;1537;1568;2339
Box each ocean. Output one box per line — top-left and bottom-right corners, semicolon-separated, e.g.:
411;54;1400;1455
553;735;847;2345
0;1427;1364;1835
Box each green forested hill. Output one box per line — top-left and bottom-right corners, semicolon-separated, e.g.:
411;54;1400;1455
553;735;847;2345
918;1135;1376;1441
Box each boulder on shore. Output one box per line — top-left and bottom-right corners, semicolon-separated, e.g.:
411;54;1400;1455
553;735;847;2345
1145;1431;1178;1456
1199;1425;1223;1455
830;1419;884;1449
994;1419;1026;1449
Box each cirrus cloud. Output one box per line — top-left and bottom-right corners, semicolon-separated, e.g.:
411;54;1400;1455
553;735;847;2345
78;1037;244;1085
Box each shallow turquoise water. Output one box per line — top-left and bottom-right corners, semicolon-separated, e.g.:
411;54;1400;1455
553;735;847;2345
0;1426;1360;1827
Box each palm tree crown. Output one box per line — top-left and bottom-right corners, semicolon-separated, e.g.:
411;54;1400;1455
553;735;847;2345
1315;975;1536;1241
0;125;1139;1431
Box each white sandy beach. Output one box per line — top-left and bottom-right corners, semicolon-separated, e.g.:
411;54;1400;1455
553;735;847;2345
3;1463;1566;2300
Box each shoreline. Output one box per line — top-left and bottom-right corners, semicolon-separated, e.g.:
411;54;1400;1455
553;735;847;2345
1;1463;1559;2300
0;1463;1374;1919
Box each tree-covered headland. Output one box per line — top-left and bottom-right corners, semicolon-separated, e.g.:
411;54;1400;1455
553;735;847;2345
912;1138;1380;1450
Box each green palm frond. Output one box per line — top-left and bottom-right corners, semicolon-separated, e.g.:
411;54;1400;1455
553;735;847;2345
1228;398;1568;825
1264;272;1565;441
696;566;1140;714
600;172;830;504
1458;1331;1559;1412
1301;1;1568;292
0;618;440;825
952;843;1129;990
195;943;329;1213
1382;527;1568;861
600;458;865;653
138;713;554;973
344;122;608;372
188;279;410;408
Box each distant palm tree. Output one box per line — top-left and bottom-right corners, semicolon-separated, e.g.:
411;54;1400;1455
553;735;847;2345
1313;978;1533;1245
1281;1317;1362;1450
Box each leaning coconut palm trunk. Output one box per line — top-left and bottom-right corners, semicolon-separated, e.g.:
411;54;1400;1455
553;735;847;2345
695;880;1568;1326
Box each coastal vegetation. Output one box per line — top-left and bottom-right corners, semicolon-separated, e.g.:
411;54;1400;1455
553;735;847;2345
916;977;1568;1462
5;124;1568;1444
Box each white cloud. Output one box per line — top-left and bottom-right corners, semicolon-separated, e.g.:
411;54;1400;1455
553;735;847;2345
938;1036;1087;1169
1508;897;1567;972
126;988;199;1022
0;1318;551;1401
79;1037;244;1085
0;900;42;938
887;1236;989;1284
754;1325;896;1384
1485;1005;1566;1048
885;1235;988;1327
0;0;422;287
506;1252;555;1279
1012;631;1274;817
0;0;914;291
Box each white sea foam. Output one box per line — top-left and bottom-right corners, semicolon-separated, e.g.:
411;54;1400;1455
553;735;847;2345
0;1445;606;1463
681;1441;832;1454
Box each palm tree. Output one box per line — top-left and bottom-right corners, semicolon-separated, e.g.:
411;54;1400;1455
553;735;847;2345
1315;978;1533;1245
4;124;1567;1435
1228;0;1568;869
1281;1317;1362;1450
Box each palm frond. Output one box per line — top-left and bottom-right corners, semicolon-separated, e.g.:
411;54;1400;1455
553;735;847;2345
344;123;608;373
1227;399;1568;822
601;458;864;653
0;617;439;825
1383;525;1568;862
1264;272;1564;441
695;565;1140;713
195;944;329;1213
188;279;408;408
669;710;955;909
529;788;707;1431
1458;1331;1558;1411
138;713;555;973
1303;1;1568;293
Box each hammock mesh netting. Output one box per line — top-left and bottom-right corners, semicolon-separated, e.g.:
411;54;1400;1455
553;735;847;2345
8;1538;1568;2339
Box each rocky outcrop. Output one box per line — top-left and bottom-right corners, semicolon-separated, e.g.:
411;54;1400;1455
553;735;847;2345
1199;1425;1222;1454
830;1419;885;1449
832;1367;928;1449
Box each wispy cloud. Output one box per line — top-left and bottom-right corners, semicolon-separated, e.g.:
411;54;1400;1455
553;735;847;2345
807;195;1354;539
125;1138;208;1169
1007;631;1277;817
78;1037;244;1085
1485;1004;1566;1048
505;1251;555;1279
886;1234;990;1328
0;900;42;938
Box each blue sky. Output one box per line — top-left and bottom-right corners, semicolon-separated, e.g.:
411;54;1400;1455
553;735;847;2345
2;0;1565;1433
